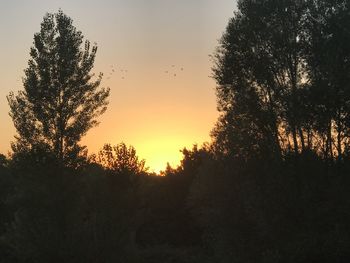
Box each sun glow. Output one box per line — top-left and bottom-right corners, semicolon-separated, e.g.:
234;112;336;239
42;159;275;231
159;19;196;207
136;136;190;174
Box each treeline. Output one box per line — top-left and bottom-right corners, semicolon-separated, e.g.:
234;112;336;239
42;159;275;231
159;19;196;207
1;1;350;262
1;142;349;262
0;145;205;263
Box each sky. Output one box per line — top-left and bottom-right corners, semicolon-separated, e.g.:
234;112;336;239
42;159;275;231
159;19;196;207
0;0;237;173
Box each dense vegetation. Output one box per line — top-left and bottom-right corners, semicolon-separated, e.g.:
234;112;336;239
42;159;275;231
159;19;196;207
1;1;350;262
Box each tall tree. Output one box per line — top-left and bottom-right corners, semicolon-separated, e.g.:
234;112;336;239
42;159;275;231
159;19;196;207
212;0;350;161
7;10;110;165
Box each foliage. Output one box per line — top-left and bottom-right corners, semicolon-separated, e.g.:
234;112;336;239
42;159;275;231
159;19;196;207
94;143;148;176
212;0;350;162
203;0;350;261
7;10;110;166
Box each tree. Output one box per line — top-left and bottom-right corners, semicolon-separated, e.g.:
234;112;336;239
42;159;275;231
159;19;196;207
7;10;110;165
212;0;305;160
212;0;350;162
305;0;350;161
203;1;350;261
95;143;148;176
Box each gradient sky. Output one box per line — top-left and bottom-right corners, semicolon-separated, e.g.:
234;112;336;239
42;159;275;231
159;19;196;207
0;0;237;172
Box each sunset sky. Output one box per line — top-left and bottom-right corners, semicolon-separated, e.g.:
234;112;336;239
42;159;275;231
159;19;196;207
0;0;237;172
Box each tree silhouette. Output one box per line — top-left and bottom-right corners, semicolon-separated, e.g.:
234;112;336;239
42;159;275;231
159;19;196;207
95;143;148;176
305;0;350;161
7;10;110;166
212;0;350;162
203;1;350;261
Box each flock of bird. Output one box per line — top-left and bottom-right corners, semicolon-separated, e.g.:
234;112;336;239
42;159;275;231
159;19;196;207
104;64;184;81
106;65;128;80
164;64;184;77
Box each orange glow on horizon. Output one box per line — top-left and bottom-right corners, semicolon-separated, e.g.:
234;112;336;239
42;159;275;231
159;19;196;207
82;124;213;174
135;136;194;174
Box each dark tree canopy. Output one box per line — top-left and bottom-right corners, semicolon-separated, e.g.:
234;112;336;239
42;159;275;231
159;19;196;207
212;0;350;162
7;10;110;165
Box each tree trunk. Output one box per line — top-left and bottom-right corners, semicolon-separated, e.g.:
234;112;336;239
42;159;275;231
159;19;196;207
337;113;342;161
292;125;299;155
298;127;305;153
327;121;334;161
